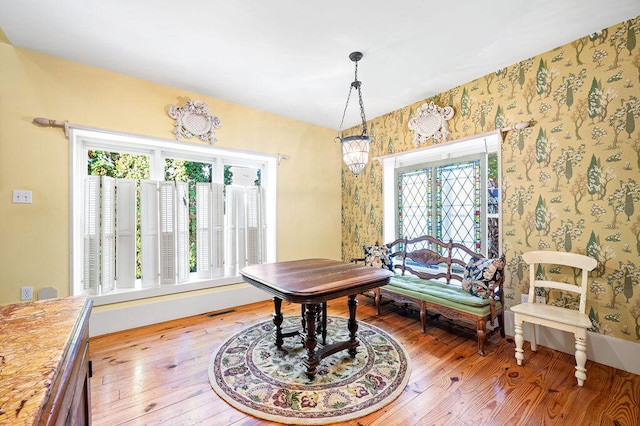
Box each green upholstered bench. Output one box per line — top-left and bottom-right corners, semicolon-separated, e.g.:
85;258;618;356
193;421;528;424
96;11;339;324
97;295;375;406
362;235;505;356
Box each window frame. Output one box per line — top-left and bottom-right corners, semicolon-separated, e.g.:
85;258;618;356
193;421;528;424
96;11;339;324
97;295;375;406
380;133;502;255
69;127;277;306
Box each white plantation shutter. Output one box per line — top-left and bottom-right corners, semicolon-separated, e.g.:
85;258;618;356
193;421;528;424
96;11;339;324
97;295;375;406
225;185;247;276
211;183;225;277
81;177;268;294
246;186;263;265
116;179;137;288
140;180;160;288
176;182;190;283
196;182;211;279
260;186;267;262
159;181;177;284
83;176;100;295
224;186;238;276
101;176;116;294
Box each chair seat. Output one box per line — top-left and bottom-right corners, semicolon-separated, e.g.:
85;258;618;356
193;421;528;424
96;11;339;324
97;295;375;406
511;303;591;329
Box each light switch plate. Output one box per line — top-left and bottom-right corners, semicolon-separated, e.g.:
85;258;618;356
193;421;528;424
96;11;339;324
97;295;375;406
12;190;32;204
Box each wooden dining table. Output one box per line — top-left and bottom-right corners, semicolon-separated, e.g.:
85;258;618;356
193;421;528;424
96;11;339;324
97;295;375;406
240;258;393;379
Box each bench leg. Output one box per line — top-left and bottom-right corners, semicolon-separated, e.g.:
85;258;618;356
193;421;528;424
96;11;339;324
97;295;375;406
420;302;427;333
374;288;381;316
476;318;487;356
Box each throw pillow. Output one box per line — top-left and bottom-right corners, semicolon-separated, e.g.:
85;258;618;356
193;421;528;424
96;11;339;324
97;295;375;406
461;254;506;298
363;245;393;271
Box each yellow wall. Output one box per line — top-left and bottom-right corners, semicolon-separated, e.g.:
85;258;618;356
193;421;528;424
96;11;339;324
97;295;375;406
0;42;341;305
342;16;640;345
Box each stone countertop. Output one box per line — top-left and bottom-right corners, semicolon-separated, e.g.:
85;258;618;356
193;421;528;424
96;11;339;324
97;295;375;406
0;296;89;425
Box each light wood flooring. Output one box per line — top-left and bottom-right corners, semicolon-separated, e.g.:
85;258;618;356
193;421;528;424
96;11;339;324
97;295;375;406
89;296;640;425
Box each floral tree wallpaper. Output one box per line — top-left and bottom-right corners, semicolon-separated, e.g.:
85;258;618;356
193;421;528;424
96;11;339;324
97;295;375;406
341;16;640;345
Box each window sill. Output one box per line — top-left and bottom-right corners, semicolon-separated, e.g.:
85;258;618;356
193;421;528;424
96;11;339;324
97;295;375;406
88;275;244;307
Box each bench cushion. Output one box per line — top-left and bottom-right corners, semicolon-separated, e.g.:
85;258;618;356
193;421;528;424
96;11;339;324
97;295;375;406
385;275;502;316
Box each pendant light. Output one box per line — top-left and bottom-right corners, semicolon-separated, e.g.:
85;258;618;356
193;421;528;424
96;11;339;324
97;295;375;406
336;51;371;177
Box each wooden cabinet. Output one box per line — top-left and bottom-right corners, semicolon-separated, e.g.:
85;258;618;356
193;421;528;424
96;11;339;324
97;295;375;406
39;299;93;425
0;297;92;426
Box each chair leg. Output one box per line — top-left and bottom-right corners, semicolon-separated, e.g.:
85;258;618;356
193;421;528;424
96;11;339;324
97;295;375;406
498;313;505;338
575;334;587;386
529;323;537;352
514;316;524;366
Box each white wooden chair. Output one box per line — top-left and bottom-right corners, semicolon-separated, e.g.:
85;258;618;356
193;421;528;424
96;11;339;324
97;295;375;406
512;251;597;386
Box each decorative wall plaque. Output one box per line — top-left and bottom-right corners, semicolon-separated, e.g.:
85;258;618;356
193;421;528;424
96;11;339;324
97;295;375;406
168;100;222;144
408;102;454;147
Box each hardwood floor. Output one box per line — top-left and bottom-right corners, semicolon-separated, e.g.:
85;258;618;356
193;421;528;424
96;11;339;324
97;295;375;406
89;296;640;425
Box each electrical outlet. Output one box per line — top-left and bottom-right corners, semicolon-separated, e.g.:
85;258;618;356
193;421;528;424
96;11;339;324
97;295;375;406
21;286;33;301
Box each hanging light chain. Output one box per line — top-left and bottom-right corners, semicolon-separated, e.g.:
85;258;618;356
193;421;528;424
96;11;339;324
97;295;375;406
355;61;368;136
338;59;368;136
338;85;354;134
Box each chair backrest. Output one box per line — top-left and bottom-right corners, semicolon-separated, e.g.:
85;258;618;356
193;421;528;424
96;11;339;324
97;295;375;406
521;251;598;313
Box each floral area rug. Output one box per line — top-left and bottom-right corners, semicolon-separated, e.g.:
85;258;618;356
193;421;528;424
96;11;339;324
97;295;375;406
208;315;411;425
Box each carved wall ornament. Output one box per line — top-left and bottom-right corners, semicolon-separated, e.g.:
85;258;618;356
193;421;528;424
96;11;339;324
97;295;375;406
168;100;222;144
408;102;454;147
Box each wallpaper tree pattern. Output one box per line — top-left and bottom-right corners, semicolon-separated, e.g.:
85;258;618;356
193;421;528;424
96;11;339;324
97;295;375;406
341;16;640;344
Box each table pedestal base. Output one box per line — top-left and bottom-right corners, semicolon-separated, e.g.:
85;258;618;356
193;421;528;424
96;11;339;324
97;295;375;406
271;295;360;379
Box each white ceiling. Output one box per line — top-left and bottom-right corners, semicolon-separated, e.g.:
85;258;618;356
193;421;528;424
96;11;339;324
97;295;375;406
1;1;639;130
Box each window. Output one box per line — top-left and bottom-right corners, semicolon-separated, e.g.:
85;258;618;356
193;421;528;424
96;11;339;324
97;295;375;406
398;157;483;252
382;133;501;261
69;128;277;304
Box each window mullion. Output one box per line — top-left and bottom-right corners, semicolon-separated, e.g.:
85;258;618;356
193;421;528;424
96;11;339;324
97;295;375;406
151;149;164;181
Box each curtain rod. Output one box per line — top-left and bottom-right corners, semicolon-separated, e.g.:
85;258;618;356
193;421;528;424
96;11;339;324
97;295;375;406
32;117;289;164
33;117;69;134
372;121;531;163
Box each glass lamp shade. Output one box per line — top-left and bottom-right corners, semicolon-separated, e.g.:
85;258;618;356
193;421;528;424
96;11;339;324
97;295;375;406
341;134;371;177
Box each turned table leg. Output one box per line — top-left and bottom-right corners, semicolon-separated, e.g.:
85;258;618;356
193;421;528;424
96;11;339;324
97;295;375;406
303;303;319;379
347;294;359;358
272;297;284;349
321;302;327;345
301;303;327;345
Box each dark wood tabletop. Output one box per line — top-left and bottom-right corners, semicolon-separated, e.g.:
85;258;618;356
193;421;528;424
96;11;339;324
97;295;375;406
240;258;393;303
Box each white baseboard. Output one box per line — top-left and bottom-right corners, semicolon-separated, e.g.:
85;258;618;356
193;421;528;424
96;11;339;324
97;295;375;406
89;283;270;337
504;310;640;376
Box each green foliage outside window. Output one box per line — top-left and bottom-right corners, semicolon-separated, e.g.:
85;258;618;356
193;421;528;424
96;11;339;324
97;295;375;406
166;159;212;272
488;152;498;183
